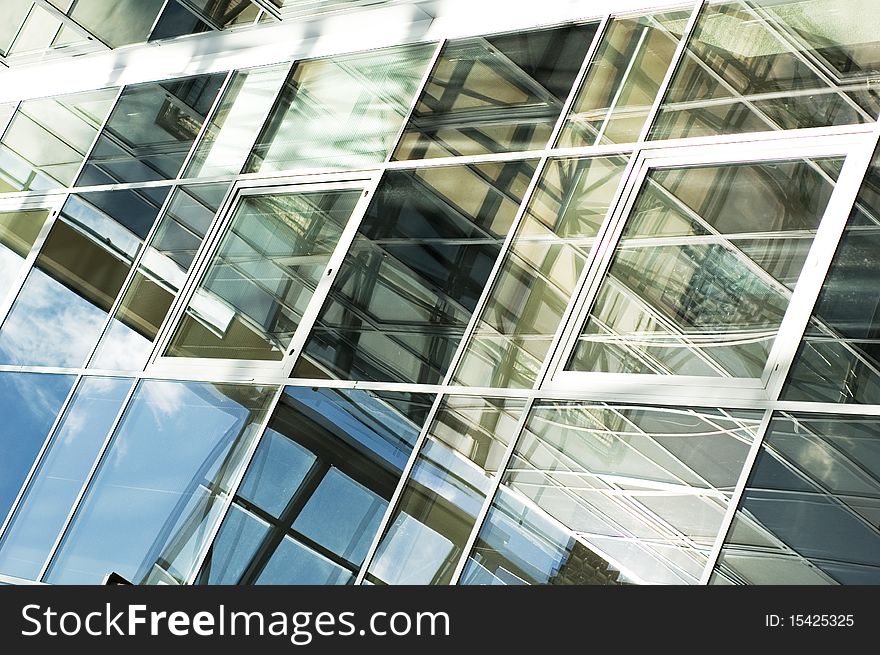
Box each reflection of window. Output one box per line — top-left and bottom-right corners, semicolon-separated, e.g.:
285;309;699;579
166;187;362;361
567;158;841;379
393;24;598;160
198;387;432;585
294;160;537;384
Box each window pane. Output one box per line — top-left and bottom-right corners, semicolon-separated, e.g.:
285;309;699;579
69;0;166;48
186;64;289;178
498;401;762;584
557;11;688;147
392;24;597;161
567;158;840;378
44;379;275;585
0;372;75;526
650;0;880;140
0;88;116;192
365;396;525;585
460;486;627;585
0;376;132;580
783;145;880;403
294;160;537;384
713;413;880;584
90;183;230;371
76;73;225;185
0;187;170;367
0;208;50;300
454;155;628;389
246;43;435;174
166;188;362;361
0;0;33;56
198;386;433;585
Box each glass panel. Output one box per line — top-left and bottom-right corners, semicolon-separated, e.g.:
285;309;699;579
783;145;880;403
0;0;34;57
365;396;525;585
44;379;275;585
179;0;259;28
198;386;433;584
0;208;50;299
166;187;362;361
494;401;762;584
294;159;537;384
392;24;597;160
454;155;628;389
246;43;435;174
90;183;229;371
650;0;880;140
557;10;688;147
186;64;289;178
713;413;880;584
567;158;840;378
5;4;62;58
76;73;225;186
0;187;170;367
460;485;627;585
0;88;117;192
0;376;132;580
148;1;211;41
69;0;166;48
0;372;75;525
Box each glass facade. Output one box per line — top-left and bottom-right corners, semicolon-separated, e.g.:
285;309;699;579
0;0;878;588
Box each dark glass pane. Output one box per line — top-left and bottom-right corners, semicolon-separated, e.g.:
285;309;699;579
295;159;537;384
198;386;433;585
76;73;225;185
44;380;276;585
567;158;840;378
246;44;434;174
366;396;525;585
650;1;880;139
167;188;362;361
393;24;597;160
0;376;132;580
0;372;75;526
0;187;169;367
149;1;212;41
713;413;880;584
783;146;880;403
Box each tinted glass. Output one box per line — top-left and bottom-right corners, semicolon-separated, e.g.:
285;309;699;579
0;208;50;300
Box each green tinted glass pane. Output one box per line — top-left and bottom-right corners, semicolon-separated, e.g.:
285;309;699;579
167;188;362;360
0;208;49;297
454;155;628;389
557;11;688;147
69;0;166;48
567;159;840;378
650;0;880;139
393;24;597;160
246;43;435;174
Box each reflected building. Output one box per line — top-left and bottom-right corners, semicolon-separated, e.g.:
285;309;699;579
0;0;878;586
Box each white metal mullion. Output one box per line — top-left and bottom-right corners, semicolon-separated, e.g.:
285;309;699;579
185;382;286;584
0;371;84;543
699;407;774;584
36;376;140;581
353;389;449;584
635;0;703;144
447;396;537;584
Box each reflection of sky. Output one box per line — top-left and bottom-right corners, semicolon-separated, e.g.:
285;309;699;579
0;376;131;580
45;380;272;584
0;372;75;526
0;267;108;367
89;317;153;370
0;246;25;298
